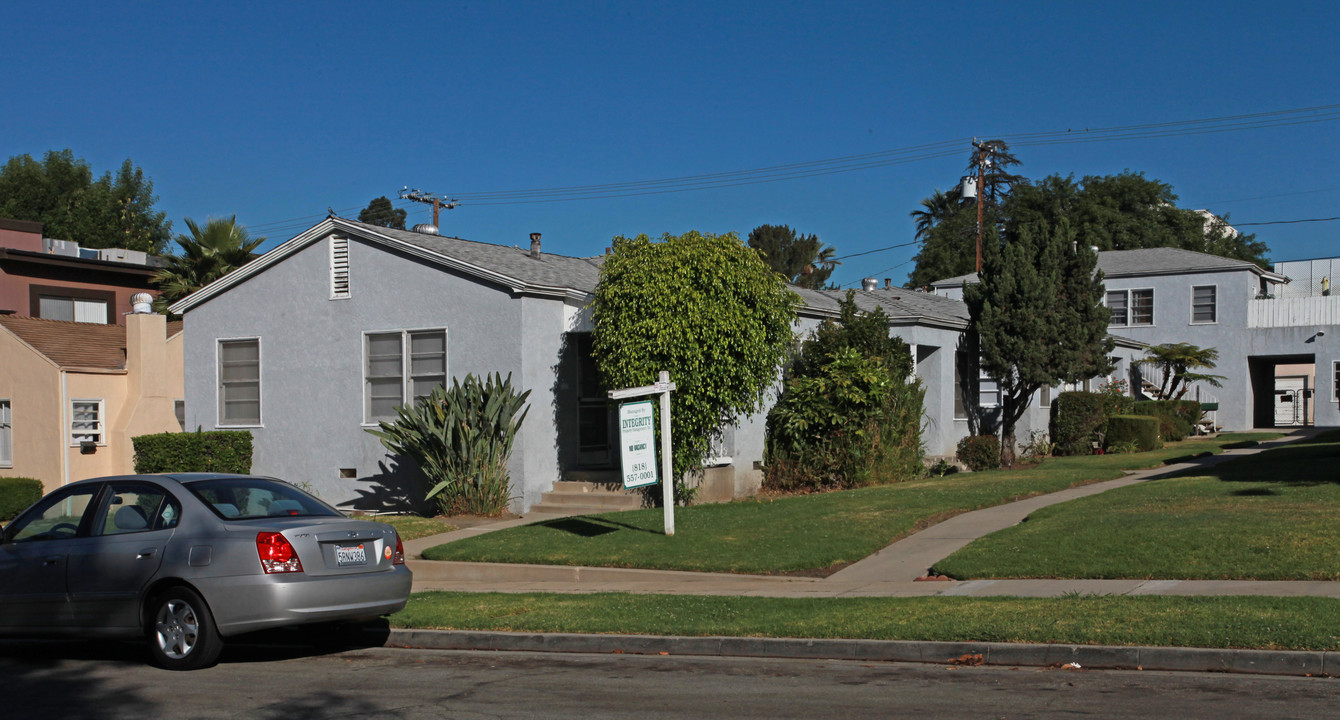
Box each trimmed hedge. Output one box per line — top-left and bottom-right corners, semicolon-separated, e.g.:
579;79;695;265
0;477;44;520
1132;400;1202;442
956;434;1001;471
132;430;253;474
1104;415;1160;452
1050;391;1107;456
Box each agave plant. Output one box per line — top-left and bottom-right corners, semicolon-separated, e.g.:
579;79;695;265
367;373;531;516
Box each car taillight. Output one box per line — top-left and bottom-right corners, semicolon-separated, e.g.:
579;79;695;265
257;531;304;574
392;531;405;565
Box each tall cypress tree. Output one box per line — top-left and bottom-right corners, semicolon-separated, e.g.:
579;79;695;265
964;217;1113;467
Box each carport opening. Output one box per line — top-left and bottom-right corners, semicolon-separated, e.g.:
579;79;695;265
1249;354;1316;428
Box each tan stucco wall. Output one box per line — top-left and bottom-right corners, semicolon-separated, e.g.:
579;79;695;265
0;331;62;492
0;314;185;493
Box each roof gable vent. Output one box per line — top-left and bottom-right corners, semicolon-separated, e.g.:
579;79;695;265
330;235;350;299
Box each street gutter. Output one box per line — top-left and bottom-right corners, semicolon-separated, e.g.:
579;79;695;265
379;628;1336;679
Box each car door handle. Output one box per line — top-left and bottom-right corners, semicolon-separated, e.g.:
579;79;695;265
43;556;61;566
137;548;158;559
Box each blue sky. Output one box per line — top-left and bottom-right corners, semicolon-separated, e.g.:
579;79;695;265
3;1;1336;288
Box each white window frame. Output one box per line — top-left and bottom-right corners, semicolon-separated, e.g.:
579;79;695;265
362;328;449;425
1037;385;1052;409
1334;362;1339;403
330;235;351;300
978;368;1000;409
1106;288;1155;327
217;337;263;427
70;398;105;446
1191;284;1217;325
0;399;11;467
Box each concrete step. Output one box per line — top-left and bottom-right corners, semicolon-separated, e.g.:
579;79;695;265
536;490;641;509
526;502;639;516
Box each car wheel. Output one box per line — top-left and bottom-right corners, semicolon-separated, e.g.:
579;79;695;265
146;586;222;670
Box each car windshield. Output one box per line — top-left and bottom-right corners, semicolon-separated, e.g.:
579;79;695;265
185;477;342;520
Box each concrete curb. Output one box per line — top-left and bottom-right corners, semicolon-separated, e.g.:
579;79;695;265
379;628;1336;678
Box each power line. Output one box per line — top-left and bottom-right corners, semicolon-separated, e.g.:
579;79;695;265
1235;216;1340;226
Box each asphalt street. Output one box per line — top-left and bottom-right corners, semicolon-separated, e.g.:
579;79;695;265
1;639;1336;719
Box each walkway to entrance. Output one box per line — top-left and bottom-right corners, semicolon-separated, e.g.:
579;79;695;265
404;429;1336;598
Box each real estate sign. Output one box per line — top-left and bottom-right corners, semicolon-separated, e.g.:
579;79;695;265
618;400;659;489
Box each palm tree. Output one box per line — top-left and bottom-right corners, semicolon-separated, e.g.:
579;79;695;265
1138;343;1225;399
153;216;264;311
910;188;961;243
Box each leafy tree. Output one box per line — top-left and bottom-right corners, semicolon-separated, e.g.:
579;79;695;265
358;196;408;229
765;292;923;490
591;230;799;502
1138;343;1225;400
1007;172;1269;267
152;216;264;311
746;224;840;289
0;149;171;253
964;217;1114;467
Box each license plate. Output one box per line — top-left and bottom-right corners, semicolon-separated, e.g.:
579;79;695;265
336;544;367;566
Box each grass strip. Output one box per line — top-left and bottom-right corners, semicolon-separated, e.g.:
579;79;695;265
424;433;1280;574
392;591;1340;652
934;430;1340;581
376;515;457;541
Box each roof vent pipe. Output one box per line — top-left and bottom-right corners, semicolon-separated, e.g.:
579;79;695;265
861;278;878;291
884;278;892;289
529;233;542;259
130;292;154;314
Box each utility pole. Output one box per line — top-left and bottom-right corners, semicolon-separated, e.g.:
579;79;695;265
973;139;988;274
399;187;459;227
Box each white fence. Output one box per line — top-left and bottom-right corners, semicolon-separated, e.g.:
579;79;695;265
1248;296;1340;328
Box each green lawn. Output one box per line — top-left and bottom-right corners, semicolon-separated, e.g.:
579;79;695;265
375;514;458;541
933;430;1340;581
391;591;1340;651
424;433;1280;574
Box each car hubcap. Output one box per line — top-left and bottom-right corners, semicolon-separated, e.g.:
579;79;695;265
155;599;199;659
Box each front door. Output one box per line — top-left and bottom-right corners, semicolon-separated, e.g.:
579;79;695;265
574;334;614;467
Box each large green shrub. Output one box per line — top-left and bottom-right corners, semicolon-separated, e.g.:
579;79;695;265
1050;391;1107;456
956;434;1002;471
1104;415;1160;452
764;292;923;492
0;477;44;520
592;230;799;504
132;430;253;474
1133;400;1201;442
368;373;530;517
765;347;923;490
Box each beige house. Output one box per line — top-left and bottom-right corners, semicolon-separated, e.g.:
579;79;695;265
0;310;184;493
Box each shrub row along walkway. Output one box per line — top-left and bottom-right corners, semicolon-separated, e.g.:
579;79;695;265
404;429;1338;599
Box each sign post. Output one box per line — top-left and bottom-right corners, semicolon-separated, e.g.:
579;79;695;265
609;370;677;535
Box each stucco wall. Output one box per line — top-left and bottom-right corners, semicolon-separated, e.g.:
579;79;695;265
182;232;554;512
0;333;61;490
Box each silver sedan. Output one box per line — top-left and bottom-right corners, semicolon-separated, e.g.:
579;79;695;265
0;473;412;670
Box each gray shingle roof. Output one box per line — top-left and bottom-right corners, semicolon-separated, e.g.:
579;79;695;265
344;219;606;293
930;248;1277;288
795;286;969;327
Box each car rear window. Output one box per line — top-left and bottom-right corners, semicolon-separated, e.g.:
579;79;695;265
185;478;343;520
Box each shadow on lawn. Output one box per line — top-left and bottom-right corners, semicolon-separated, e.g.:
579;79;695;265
1185;431;1340;487
538;515;666;538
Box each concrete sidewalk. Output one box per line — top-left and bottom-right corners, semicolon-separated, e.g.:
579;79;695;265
405;429;1339;599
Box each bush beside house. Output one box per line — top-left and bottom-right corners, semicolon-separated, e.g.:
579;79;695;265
1133;400;1203;442
1050;391;1108;456
0;477;44;520
956;435;1002;471
132;431;253;474
1104;415;1161;452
